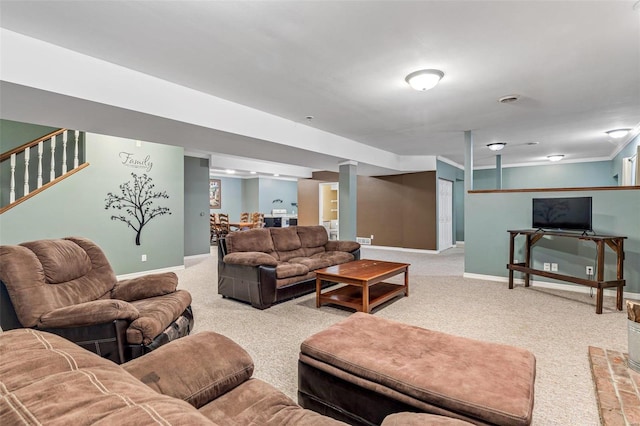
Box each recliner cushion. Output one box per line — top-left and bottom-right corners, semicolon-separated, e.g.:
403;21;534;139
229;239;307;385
22;239;92;284
127;290;192;345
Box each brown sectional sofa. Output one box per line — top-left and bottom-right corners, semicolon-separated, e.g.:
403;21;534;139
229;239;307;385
218;225;361;309
0;328;473;425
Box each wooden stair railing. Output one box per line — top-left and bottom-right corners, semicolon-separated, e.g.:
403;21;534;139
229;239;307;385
0;128;89;214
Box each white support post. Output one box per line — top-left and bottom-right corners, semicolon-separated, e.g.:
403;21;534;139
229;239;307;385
37;141;44;188
73;130;79;168
50;135;56;181
23;147;30;196
62;131;68;174
9;153;16;203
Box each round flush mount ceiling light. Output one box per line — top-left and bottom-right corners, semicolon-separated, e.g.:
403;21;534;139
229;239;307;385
605;128;631;139
547;155;565;162
405;69;444;91
487;142;507;151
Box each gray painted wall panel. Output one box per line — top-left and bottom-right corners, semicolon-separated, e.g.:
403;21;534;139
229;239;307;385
184;156;210;256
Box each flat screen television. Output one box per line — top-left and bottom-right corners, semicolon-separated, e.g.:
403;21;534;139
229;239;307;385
532;196;593;232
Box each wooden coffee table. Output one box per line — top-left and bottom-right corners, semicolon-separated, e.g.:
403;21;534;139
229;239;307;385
315;259;410;313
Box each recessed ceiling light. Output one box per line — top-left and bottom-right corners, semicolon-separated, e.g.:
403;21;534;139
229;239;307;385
250;171;257;174
225;169;235;174
498;94;520;104
305;115;314;121
526;141;539;146
547;155;564;162
273;173;280;177
605;128;631;139
487;142;507;151
405;69;444;91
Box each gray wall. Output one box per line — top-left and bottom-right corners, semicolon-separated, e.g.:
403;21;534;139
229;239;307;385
611;134;639;182
0;132;185;275
209;176;243;220
259;178;298;215
242;178;260;213
464;188;640;293
184;156;210;256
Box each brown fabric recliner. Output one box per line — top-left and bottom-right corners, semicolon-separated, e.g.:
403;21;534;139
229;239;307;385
0;236;194;363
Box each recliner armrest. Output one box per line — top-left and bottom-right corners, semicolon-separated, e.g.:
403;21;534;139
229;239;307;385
123;331;254;409
112;272;178;301
38;299;139;328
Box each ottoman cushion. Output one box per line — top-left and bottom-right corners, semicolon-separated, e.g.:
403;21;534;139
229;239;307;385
299;312;536;426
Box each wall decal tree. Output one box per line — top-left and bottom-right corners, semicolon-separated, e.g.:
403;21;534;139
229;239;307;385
105;173;171;245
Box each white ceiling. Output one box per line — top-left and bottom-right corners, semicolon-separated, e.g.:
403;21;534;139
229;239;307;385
1;1;639;176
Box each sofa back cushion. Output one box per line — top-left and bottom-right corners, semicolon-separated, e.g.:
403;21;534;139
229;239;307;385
270;227;306;261
0;237;117;328
297;225;329;256
0;329;215;425
225;228;275;254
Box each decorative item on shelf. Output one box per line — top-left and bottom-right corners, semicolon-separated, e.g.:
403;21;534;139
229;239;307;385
272;199;283;204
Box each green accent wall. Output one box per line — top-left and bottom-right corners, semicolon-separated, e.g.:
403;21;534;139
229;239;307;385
0;132;184;275
465;189;640;293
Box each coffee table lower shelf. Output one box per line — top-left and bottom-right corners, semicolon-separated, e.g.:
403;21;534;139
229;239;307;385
318;282;406;313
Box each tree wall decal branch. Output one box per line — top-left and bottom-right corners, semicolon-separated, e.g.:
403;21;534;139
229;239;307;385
105;173;171;245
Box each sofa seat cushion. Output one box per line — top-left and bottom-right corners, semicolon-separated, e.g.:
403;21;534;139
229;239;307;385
0;329;214;425
289;256;333;271
311;251;355;266
199;377;348;425
276;262;310;279
276;248;307;262
224;251;278;267
127;290;192;345
325;240;360;253
300;312;536;426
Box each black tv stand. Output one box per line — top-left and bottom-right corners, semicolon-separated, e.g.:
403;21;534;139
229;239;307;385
506;229;626;314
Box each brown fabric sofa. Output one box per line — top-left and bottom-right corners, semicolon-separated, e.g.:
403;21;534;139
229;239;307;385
218;226;360;309
0;237;193;363
0;328;473;425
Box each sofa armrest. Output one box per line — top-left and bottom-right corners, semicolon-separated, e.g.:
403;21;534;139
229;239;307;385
123;331;254;409
38;299;139;328
325;240;361;253
112;272;178;302
224;251;278;267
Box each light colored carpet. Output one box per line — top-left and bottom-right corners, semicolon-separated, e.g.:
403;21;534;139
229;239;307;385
177;246;628;426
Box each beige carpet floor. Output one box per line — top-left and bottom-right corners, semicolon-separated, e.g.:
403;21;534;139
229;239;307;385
177;246;629;426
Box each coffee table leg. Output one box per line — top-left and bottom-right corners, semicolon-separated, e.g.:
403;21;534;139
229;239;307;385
362;281;370;313
316;277;322;308
405;267;409;297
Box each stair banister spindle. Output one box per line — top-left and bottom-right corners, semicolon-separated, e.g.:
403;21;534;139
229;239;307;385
62;131;68;174
9;153;16;203
73;130;79;168
50;135;56;182
37;142;44;188
23;147;30;196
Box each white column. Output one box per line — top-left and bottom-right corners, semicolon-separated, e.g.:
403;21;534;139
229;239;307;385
73;130;79;168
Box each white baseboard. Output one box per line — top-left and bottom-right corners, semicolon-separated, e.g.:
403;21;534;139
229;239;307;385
462;272;640;300
116;265;185;280
363;245;440;254
456;241;465;247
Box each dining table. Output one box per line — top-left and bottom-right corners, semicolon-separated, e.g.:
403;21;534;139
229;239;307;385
229;221;254;231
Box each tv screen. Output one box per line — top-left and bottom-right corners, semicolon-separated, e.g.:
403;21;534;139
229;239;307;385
532;197;593;231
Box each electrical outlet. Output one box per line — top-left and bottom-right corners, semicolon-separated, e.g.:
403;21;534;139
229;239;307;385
586;266;594;275
543;263;551;271
141;254;147;262
551;263;558;272
370;234;374;240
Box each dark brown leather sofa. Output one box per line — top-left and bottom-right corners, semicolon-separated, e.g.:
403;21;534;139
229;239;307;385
218;225;360;309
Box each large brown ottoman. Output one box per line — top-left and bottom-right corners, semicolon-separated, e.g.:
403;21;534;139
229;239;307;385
298;313;536;426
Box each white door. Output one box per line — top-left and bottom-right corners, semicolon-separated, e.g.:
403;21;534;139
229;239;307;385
438;179;454;251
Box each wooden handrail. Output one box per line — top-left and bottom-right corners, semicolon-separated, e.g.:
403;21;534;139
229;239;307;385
0;162;90;214
0;128;67;162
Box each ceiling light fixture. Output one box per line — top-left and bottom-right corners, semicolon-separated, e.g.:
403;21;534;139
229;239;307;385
405;69;444;91
498;94;520;104
487;142;507;151
606;128;631;139
225;169;235;174
547;155;564;162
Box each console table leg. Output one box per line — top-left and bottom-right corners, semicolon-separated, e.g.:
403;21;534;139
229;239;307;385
316;278;321;308
617;285;623;311
596;288;603;314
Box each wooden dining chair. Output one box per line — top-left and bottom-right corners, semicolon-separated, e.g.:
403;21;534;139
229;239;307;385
251;212;265;228
240;212;250;222
218;213;230;237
